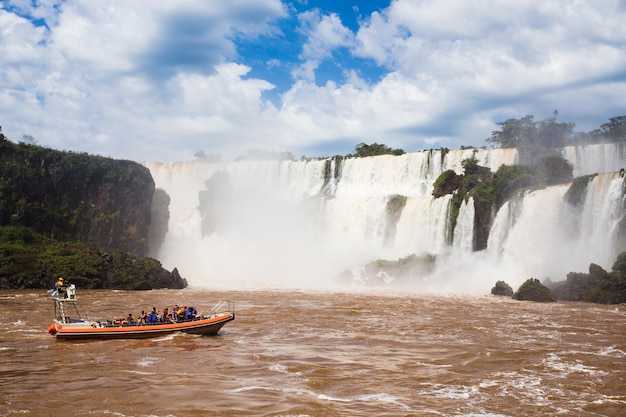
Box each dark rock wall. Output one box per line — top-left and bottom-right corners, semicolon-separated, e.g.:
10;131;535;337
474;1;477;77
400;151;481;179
0;137;153;256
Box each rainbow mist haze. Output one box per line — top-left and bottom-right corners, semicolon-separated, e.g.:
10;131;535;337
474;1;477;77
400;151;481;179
145;143;626;293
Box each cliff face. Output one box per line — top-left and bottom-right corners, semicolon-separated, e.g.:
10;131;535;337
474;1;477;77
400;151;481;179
0;137;153;256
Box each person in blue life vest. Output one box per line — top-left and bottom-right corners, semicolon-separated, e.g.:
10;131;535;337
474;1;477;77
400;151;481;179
185;306;197;320
147;307;159;324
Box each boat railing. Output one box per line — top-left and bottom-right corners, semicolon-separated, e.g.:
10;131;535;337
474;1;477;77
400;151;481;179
52;285;89;323
207;300;235;318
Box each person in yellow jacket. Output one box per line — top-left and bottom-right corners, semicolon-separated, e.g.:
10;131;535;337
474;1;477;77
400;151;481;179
54;277;67;297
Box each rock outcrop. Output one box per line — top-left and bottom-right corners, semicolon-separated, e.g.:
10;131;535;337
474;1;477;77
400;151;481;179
513;278;555;302
549;262;626;304
491;280;514;297
0;136;153;256
0;132;185;290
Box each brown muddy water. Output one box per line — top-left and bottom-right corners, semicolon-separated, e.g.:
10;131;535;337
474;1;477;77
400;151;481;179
1;289;625;416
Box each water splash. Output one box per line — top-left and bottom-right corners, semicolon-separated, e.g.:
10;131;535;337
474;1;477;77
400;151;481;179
144;145;625;292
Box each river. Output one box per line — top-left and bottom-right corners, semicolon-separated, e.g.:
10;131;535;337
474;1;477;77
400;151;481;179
1;288;624;416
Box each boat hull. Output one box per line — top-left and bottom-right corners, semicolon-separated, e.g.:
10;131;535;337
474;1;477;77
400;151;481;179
52;313;235;341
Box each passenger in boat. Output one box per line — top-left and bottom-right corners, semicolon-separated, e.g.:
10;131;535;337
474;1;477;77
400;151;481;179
54;277;67;298
127;313;136;325
177;305;186;321
147;308;159;324
185;306;197;320
137;310;147;325
161;308;172;323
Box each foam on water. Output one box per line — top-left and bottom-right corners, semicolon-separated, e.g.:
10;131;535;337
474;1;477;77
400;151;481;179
543;353;609;377
136;357;159;367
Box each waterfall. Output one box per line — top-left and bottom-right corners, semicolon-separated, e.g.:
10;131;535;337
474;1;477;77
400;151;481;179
578;172;626;266
144;144;625;292
562;142;626;176
453;197;475;253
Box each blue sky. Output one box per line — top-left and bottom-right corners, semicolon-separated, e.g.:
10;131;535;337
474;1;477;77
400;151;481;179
1;0;625;162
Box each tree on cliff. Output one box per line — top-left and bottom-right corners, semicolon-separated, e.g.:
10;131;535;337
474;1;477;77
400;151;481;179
593;115;626;142
351;142;405;157
485;114;575;162
486;115;537;149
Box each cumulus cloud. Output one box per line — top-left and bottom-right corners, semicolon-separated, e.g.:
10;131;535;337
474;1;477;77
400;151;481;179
0;0;625;162
292;9;355;81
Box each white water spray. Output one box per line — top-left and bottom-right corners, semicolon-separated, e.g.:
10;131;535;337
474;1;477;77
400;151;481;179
144;144;625;292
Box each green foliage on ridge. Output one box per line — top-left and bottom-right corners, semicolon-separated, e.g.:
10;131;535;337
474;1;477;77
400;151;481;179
350;142;405;157
549;260;626;304
432;154;574;250
0;226;187;290
485;113;625;163
0;126;184;290
0;133;154;256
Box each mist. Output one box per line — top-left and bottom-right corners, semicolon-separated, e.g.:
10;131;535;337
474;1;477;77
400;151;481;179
144;144;626;294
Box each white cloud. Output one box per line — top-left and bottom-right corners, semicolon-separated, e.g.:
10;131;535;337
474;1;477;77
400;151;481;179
0;0;625;161
292;9;355;82
0;9;47;63
298;10;354;60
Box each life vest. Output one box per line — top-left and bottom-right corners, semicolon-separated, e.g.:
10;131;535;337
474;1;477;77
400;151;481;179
147;312;158;323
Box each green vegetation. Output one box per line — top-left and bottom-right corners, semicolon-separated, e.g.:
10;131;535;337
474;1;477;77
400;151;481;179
349;142;405;157
612;252;626;273
513;278;555;302
0;126;183;290
534;155;574;186
384;195;408;245
0;226;186;290
550;260;626;304
564;174;598;206
339;253;437;286
0;132;154;256
432;154;574;250
491;280;514;297
581;274;626;304
490;165;537;208
432;170;462;198
584;115;626;142
486;114;574;150
493;253;626;304
486;113;626;164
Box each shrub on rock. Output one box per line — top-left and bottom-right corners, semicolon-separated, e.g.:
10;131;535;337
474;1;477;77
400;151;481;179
513;278;555;302
491;280;514;296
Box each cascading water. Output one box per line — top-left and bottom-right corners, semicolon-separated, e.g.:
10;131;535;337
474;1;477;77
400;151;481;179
562;142;626;176
144;144;625;292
